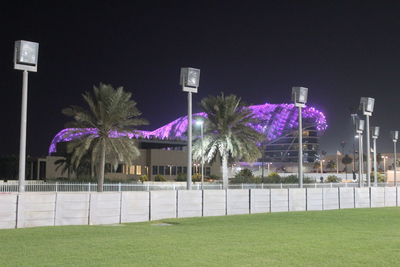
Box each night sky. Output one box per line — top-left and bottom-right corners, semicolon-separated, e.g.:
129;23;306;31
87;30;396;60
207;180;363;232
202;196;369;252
1;1;400;157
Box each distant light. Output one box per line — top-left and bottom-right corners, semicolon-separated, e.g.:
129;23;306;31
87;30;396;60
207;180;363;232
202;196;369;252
360;97;375;115
14;40;39;72
195;119;204;126
180;67;200;89
371;126;380;139
391;131;398;142
291;87;308;106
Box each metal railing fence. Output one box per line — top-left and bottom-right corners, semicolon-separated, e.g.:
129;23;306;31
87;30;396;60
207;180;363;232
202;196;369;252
0;181;396;193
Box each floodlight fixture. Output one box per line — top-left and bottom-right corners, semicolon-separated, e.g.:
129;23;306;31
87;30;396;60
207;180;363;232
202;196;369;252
360;97;375;115
391;130;398;142
371;126;380;139
180;67;200;93
14;40;39;72
356;119;365;133
291;87;308;107
391;130;399;186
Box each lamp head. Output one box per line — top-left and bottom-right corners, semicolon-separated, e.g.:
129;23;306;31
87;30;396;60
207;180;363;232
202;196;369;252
371;126;380;139
359;97;375;115
391;130;398;142
14;40;39;72
180;67;200;93
291;87;308;107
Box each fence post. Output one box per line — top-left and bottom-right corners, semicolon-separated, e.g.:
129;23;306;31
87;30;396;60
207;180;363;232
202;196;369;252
88;182;91;192
147;183;150;191
242;183;244;189
280;183;283;189
330;182;333;188
261;183;264;189
118;182;121;192
55;182;58;193
315;183;317;188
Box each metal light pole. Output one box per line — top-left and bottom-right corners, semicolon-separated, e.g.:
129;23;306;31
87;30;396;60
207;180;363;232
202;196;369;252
196;120;204;190
14;40;39;193
356;118;365;187
371;126;380;187
391;131;398;186
383;156;387;173
360;97;375;187
292;87;308;188
180;67;200;190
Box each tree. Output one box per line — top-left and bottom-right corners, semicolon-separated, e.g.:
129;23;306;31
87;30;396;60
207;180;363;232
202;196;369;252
192;94;264;189
326;160;336;171
62;83;147;191
341;154;353;179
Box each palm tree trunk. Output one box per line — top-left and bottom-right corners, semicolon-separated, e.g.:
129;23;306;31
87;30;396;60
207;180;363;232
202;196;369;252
91;153;95;180
98;139;106;192
222;154;228;189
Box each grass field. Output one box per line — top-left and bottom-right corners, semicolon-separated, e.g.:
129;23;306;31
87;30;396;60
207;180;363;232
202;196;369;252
1;208;400;266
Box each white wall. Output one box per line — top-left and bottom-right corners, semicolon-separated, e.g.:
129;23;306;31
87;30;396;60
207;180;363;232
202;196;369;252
354;188;370;208
339;188;354;209
90;193;121;225
307;188;323;211
271;189;288;212
150;191;176;221
177;190;202;218
203;190;226;217
385;187;397;207
250;189;270;214
17;193;56;228
289;189;306;211
55;193;89;226
121;191;150;223
0;194;17;229
370;187;385;208
227;190;250;215
323;188;339;210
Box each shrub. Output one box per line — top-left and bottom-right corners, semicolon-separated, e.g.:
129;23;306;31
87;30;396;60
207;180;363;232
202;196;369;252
231;168;260;184
154;175;167;181
192;173;201;182
325;175;341;183
282;175;298;184
261;172;281;183
370;172;385;183
175;173;186;181
139;175;148;182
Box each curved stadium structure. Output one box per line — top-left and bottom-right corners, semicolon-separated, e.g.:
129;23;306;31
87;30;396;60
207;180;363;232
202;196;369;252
49;102;327;163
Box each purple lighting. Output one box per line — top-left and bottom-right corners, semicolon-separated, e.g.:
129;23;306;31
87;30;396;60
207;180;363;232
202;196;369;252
49;102;327;154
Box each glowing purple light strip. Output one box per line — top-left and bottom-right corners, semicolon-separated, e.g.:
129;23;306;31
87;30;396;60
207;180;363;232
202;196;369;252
49;102;327;154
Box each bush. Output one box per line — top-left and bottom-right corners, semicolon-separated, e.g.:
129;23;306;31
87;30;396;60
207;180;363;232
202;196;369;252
139;175;148;183
175;173;186;181
231;168;261;184
282;175;298;184
325;175;341;183
261;172;281;183
192;173;201;182
154;175;167;181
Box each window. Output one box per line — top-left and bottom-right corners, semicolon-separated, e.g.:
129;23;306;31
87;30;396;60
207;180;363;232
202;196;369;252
136;165;142;175
159;166;165;175
177;166;182;174
152;166;158;175
183;167;187;174
129;165;135;175
205;167;211;176
165;166;171;175
172;166;177;175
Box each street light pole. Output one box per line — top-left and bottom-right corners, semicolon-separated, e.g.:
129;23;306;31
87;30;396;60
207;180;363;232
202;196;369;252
292;87;308;188
360;97;375;187
14;40;39;193
196;120;204;190
391;131;398;186
356;118;365;187
371;126;380;187
180;67;200;190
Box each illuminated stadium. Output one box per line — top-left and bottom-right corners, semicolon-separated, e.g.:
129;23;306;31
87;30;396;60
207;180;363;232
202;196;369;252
49;102;327;163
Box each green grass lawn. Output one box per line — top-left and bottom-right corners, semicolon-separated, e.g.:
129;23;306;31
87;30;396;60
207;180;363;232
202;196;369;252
1;208;400;266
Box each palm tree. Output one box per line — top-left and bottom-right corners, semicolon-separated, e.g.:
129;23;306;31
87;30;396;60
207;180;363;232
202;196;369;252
192;94;264;189
326;160;336;172
62;83;147;191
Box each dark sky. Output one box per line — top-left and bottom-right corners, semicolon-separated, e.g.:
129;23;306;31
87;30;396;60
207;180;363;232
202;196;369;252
1;1;400;157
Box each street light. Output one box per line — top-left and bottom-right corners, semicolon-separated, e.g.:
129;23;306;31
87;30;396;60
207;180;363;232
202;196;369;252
383;156;388;172
371;126;380;186
356;118;365;187
292;86;308;188
195;119;204;190
391;131;398;186
180;67;200;190
14;40;39;192
360;97;375;187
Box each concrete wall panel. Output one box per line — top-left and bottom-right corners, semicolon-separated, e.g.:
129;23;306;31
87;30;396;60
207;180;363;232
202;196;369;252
370;187;384;208
250;189;270;214
89;192;121;225
339;188;354;209
177;190;202;218
355;188;370;208
271;189;288;212
289;188;306;211
150;191;176;221
17;193;56;228
0;193;17;229
121;191;150;223
203;190;226;217
323;188;339;210
55;193;90;226
227;190;250;215
306;188;323;211
385;187;397;207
